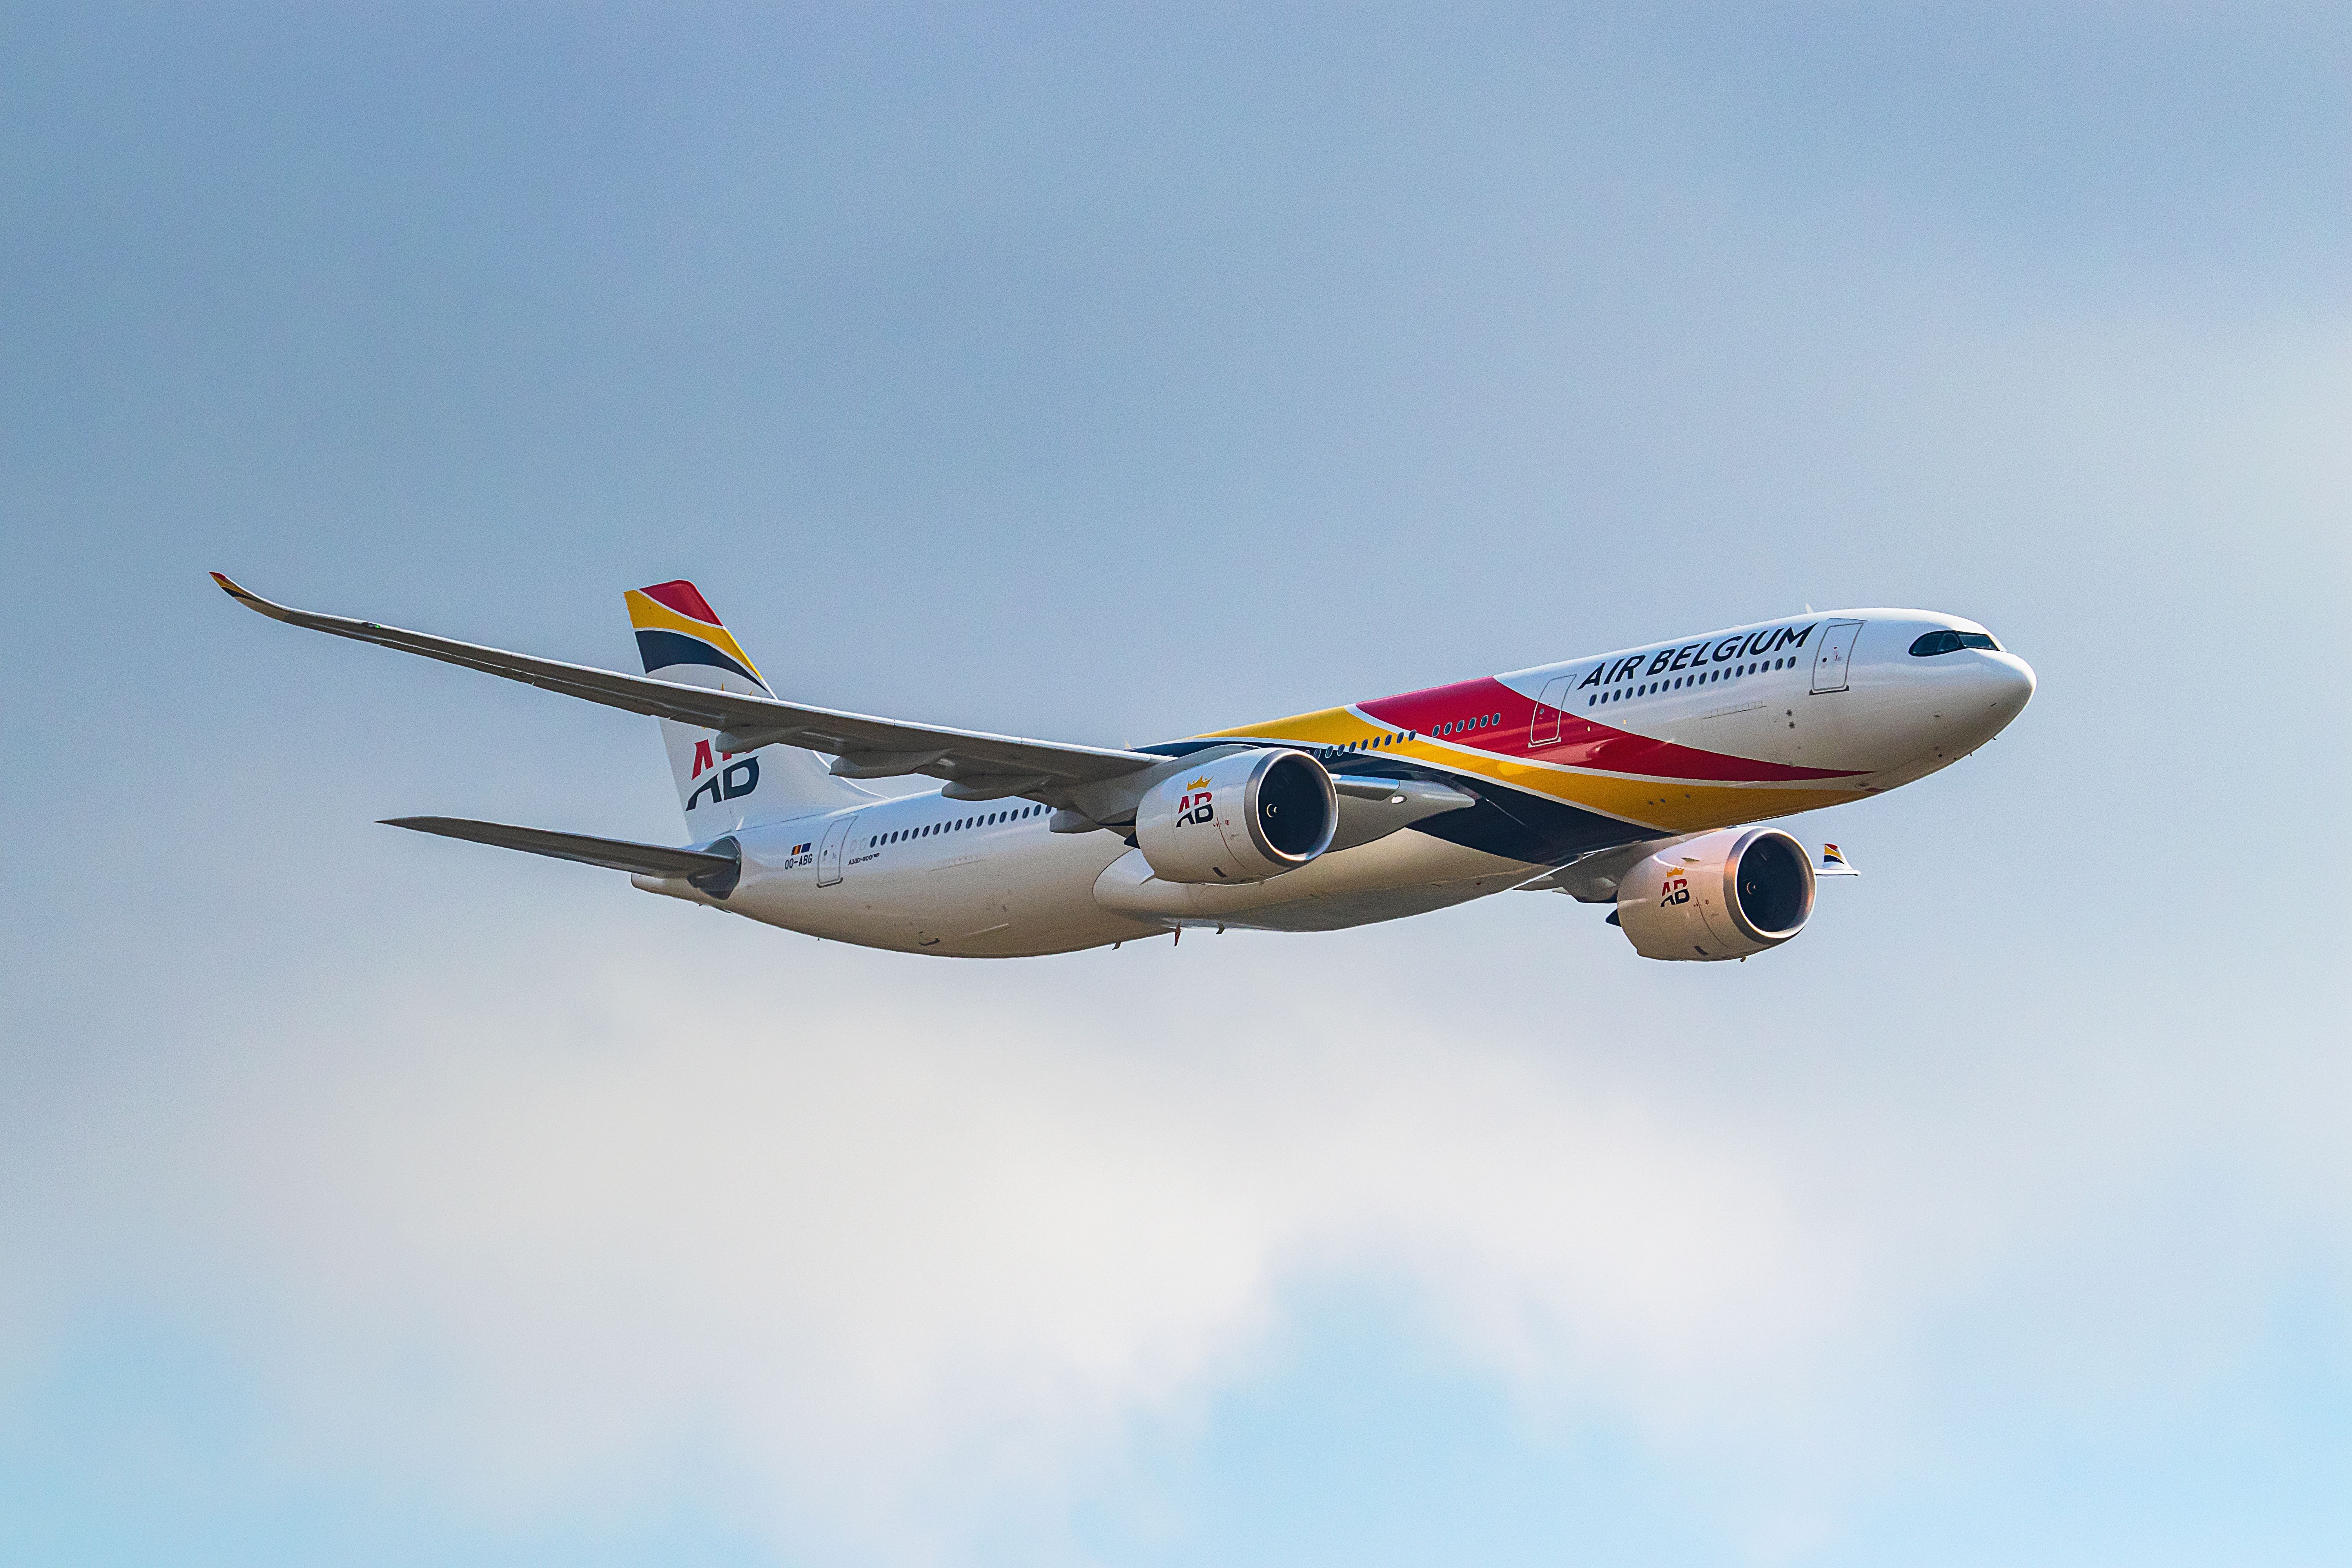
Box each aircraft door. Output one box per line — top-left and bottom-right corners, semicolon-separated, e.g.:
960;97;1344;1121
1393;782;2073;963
1530;676;1571;746
1810;621;1864;693
816;813;859;887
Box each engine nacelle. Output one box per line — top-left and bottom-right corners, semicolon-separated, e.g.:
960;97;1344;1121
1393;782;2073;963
1134;748;1337;884
1615;826;1815;962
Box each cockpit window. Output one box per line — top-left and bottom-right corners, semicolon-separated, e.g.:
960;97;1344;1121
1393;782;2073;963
1909;629;2002;656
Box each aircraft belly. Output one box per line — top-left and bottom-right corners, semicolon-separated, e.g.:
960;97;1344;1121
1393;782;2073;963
1092;829;1529;931
724;824;1152;957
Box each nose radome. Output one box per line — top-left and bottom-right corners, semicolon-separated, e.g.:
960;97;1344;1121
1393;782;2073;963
1991;651;2036;706
1973;652;2036;739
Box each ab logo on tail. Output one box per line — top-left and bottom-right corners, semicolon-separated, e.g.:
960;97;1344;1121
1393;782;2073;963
686;750;760;811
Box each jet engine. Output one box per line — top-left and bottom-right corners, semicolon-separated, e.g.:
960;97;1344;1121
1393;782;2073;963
1615;826;1815;962
1133;748;1337;884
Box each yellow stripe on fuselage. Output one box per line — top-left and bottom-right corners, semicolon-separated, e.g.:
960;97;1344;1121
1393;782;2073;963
1199;707;1860;836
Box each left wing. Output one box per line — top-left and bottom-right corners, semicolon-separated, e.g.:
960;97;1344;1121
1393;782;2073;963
212;574;1163;798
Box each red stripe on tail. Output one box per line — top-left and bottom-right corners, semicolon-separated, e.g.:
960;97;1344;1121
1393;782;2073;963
635;579;721;625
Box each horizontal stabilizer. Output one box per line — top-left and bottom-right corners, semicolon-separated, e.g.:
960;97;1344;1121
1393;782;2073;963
381;816;737;883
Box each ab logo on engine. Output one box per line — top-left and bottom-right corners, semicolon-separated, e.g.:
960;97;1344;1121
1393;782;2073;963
1658;873;1690;907
1176;774;1215;828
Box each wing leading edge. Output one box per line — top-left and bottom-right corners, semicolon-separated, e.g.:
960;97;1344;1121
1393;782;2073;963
212;574;1161;797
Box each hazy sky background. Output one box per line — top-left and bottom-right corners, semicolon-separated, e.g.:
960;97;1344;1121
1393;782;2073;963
4;4;2348;1564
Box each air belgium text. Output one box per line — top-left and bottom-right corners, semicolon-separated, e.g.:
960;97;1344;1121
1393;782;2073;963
1577;622;1817;689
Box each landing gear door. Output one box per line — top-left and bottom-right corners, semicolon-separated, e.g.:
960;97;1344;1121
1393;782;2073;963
1810;621;1864;694
1530;675;1571;747
816;813;859;887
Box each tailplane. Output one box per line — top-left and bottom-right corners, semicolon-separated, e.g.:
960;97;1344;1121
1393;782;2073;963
625;580;864;834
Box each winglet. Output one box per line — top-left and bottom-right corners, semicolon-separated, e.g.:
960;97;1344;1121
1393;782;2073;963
211;571;291;621
1818;842;1860;877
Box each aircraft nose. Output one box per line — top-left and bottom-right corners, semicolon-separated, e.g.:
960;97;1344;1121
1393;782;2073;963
1972;650;2036;737
1989;650;2036;707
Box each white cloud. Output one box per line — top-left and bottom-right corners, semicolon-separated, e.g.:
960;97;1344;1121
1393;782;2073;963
0;909;1880;1551
6;884;2347;1563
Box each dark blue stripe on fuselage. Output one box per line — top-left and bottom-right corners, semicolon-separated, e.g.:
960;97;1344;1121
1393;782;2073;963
635;628;759;685
1137;738;1648;864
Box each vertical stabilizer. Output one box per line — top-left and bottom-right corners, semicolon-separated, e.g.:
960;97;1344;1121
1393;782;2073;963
625;580;865;835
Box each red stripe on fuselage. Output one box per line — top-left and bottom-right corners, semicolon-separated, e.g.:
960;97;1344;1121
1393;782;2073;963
1359;677;1860;783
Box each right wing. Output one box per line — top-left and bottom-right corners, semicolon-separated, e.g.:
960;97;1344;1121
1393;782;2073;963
214;574;1162;798
1517;833;1707;901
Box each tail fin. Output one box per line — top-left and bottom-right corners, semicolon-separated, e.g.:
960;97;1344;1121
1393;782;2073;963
625;581;865;834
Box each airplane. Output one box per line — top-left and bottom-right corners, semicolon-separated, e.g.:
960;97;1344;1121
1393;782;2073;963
211;574;2034;962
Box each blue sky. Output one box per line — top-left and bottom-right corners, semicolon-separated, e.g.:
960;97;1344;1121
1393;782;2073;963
2;5;2348;1564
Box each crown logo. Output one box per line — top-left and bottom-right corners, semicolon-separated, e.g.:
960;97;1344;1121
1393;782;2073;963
1186;775;1211;790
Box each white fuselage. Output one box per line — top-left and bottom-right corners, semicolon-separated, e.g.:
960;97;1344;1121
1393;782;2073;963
636;609;2035;956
